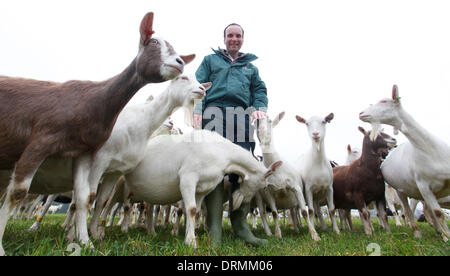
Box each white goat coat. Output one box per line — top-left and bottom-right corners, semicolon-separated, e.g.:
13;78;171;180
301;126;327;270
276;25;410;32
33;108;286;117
359;85;450;241
381;141;450;200
124;130;274;248
126;130;268;206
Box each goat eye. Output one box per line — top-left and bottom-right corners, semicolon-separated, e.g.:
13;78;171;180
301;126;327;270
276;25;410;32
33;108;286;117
181;76;189;81
149;39;159;46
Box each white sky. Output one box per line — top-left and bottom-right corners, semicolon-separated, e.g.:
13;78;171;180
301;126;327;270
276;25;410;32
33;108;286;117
1;0;450;165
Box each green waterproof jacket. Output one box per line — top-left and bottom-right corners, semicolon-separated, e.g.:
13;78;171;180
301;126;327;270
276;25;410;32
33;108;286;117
194;48;268;114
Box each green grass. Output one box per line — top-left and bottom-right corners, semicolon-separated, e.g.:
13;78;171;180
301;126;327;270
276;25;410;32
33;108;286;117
3;215;449;256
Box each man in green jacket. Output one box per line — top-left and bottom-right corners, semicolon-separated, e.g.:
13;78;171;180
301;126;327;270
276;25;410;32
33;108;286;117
193;23;268;246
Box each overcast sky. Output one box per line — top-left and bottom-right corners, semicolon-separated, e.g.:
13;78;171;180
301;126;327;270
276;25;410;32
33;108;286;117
1;0;450;165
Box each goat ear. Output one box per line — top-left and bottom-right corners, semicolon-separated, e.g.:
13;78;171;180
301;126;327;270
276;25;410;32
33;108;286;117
347;144;351;152
271;111;285;128
180;54;196;65
201;82;212;91
140;12;155;46
264;160;283;178
358;126;367;136
325;113;334;123
392;84;401;103
295;115;306;124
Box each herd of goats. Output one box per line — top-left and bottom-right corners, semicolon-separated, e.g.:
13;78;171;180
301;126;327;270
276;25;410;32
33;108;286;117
0;12;449;255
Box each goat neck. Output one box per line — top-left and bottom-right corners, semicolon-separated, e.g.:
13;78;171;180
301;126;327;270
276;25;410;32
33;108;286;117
259;135;281;168
142;85;180;138
359;136;383;168
394;108;441;152
99;58;146;128
309;137;327;163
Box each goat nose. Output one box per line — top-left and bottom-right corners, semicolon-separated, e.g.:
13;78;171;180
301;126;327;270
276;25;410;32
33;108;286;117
313;132;319;137
176;57;184;65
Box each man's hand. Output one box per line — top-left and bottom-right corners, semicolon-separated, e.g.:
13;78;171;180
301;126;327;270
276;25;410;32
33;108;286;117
251;110;268;124
193;114;202;130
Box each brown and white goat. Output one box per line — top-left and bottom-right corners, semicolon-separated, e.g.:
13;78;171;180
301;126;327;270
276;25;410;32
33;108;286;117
0;12;194;255
332;127;397;235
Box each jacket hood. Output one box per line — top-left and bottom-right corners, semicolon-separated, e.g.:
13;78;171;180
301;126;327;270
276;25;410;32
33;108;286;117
212;48;258;64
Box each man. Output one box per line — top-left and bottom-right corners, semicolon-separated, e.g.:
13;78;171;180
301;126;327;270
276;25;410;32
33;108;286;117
193;23;268;246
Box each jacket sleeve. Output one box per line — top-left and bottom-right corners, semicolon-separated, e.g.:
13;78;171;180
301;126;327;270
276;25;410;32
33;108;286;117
194;57;211;115
250;66;268;112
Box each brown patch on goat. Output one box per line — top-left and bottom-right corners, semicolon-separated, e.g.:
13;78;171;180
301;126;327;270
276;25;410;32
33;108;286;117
272;211;278;218
69;203;76;212
362;210;369;221
189;207;197;218
434;209;443;218
124;206;130;212
308;209;314;216
89;193;96;205
11;189;27;203
301;209;308;218
195;211;200;222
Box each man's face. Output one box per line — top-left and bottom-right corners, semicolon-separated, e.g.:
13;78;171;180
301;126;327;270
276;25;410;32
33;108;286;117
224;25;243;55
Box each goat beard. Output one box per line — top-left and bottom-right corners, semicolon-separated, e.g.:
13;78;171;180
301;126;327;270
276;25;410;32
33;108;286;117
370;123;381;142
312;141;321;152
183;102;195;127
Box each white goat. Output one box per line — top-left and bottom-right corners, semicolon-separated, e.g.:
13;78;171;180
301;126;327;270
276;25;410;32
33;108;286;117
295;113;340;234
94;119;180;237
359;85;450;241
345;144;361;165
256;112;320;241
384;185;406;226
48;205;62;214
79;75;210;240
118;130;282;248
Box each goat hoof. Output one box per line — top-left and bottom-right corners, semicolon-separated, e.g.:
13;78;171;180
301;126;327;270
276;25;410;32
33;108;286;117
311;233;321;242
185;238;198;249
29;223;39;232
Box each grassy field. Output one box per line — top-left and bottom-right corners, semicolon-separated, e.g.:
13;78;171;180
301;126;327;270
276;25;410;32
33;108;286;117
3;214;449;256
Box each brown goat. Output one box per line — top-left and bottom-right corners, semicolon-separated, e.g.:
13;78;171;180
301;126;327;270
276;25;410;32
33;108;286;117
0;12;194;255
332;127;397;235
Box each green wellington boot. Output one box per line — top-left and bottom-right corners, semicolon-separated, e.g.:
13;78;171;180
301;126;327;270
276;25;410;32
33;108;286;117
205;181;268;247
230;201;268;246
204;182;224;246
